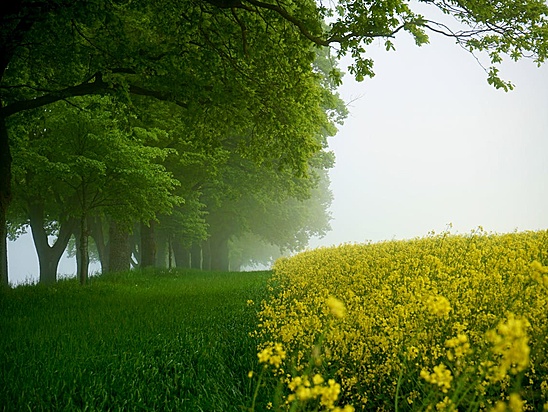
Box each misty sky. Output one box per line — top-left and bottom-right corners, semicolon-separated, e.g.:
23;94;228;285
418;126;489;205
8;29;548;284
311;33;548;247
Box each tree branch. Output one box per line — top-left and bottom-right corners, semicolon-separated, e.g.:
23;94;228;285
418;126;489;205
128;85;189;108
1;74;111;117
423;20;494;39
231;7;248;56
0;72;189;118
216;0;414;47
238;0;330;46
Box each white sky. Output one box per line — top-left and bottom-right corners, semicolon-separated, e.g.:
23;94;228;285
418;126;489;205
8;26;548;284
312;32;548;247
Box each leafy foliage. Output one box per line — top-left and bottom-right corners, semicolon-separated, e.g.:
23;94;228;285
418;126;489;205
10;96;180;226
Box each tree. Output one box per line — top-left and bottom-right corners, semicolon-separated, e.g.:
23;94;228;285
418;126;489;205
218;170;335;271
1;0;548;284
200;146;336;270
8;108;79;284
124;98;215;269
229;234;285;271
216;0;548;89
0;0;330;282
10;96;180;284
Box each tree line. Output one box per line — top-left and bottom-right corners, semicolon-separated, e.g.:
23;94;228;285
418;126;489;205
1;0;547;285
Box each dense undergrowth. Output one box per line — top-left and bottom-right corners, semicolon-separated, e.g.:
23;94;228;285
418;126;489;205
0;269;272;411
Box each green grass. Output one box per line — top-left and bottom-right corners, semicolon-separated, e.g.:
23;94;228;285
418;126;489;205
0;269;272;411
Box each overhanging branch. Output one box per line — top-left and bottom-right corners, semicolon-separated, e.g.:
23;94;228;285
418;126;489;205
128;85;189;108
237;0;330;46
0;74;111;117
213;0;422;47
0;72;189;118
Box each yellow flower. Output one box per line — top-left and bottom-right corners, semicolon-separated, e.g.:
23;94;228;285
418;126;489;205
420;363;453;393
320;379;341;409
407;346;419;360
327;295;346;319
486;314;530;381
490;400;507;412
295;386;313;401
436;396;456;411
313;374;324;385
445;333;471;360
508;393;525;412
257;347;271;364
541;380;548;395
426;295;452;318
257;342;286;368
531;260;548;273
257;230;548;410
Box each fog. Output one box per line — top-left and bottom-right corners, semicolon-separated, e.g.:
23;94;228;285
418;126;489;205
8;31;548;285
8;234;100;285
310;33;548;247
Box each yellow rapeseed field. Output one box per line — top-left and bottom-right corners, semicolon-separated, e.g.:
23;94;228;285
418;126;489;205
253;229;548;411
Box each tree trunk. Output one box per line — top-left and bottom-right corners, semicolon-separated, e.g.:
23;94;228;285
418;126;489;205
129;228;140;268
209;233;229;271
89;216;107;274
78;213;89;285
0;114;12;286
0;207;8;287
108;219;130;273
140;220;156;268
172;239;190;268
155;231;168;269
28;203;75;285
202;239;211;271
190;242;202;270
167;235;173;269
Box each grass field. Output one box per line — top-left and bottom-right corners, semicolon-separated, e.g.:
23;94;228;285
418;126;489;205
0;269;272;411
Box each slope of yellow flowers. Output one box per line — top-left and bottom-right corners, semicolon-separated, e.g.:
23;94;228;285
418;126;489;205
255;229;548;411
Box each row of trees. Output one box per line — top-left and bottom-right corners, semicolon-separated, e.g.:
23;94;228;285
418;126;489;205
8;90;341;284
2;0;548;285
1;1;349;284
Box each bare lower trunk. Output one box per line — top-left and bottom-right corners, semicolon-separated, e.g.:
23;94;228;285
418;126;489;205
28;203;75;285
172;239;190;268
89;216;107;274
0;208;8;287
108;219;130;273
155;231;168;269
209;233;229;272
190;242;201;269
202;239;211;271
167;235;173;269
140;220;156;268
0;114;12;286
78;214;89;285
0;213;8;287
129;228;140;268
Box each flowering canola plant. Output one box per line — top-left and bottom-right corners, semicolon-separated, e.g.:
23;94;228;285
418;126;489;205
254;229;548;411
